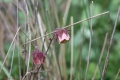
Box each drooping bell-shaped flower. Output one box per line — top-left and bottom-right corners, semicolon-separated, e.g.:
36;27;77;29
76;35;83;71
55;28;70;43
32;46;46;65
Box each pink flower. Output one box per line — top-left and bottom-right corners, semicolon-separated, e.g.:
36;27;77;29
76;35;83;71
32;46;46;65
55;28;70;43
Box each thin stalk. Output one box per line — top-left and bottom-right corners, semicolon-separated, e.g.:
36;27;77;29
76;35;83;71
45;34;55;55
0;27;20;73
23;11;109;45
115;69;120;80
23;0;27;76
27;13;31;73
8;43;15;80
70;16;74;80
22;68;50;80
63;0;72;26
92;33;108;80
32;34;55;80
20;29;35;47
33;0;38;27
24;0;31;75
85;1;93;80
17;0;21;79
79;23;85;80
46;5;62;79
37;13;47;51
101;6;120;80
42;29;47;51
32;65;42;80
51;0;60;28
23;1;31;80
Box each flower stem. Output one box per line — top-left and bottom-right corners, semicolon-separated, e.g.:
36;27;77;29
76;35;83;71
32;34;55;80
45;34;55;55
32;65;42;80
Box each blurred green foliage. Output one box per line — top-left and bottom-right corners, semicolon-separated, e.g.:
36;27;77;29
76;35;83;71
1;0;120;80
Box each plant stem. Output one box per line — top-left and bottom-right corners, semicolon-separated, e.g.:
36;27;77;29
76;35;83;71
45;34;55;55
32;65;42;80
32;34;55;80
101;6;120;80
23;11;109;45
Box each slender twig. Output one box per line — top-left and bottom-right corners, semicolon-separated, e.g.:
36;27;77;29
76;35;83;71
22;1;31;80
51;0;60;28
32;33;55;80
115;68;120;80
24;0;31;75
63;0;72;26
93;6;111;80
70;16;74;80
22;68;51;80
8;43;15;80
101;6;120;80
46;6;62;79
85;1;93;80
27;12;31;74
23;0;27;76
17;0;19;27
33;0;38;27
32;65;42;80
79;23;85;80
23;11;109;45
0;27;20;73
92;33;108;80
37;14;49;79
53;47;62;80
37;13;48;51
20;29;35;46
45;10;56;80
42;29;47;51
17;0;21;79
81;27;84;78
45;34;55;55
59;44;67;80
29;61;35;79
27;18;31;79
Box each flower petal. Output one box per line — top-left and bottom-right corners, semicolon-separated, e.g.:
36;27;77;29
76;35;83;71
32;46;46;65
55;28;70;43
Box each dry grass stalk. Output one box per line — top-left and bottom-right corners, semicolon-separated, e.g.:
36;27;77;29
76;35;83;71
23;11;109;45
101;6;120;80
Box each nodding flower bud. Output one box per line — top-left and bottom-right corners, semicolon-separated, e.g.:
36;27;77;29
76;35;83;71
32;46;46;65
55;28;70;43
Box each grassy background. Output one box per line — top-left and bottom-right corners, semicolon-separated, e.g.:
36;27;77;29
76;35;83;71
0;0;120;80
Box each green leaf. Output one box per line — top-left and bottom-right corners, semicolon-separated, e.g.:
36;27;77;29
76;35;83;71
0;61;13;80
